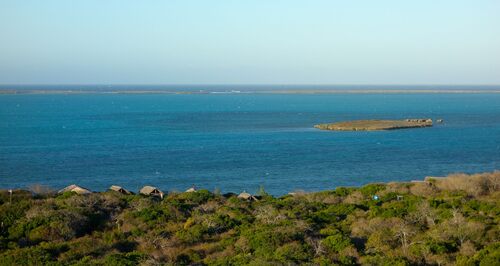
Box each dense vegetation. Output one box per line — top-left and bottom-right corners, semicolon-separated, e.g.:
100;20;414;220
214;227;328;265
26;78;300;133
0;172;498;265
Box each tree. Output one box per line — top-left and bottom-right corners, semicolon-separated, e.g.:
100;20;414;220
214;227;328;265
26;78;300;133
256;185;268;197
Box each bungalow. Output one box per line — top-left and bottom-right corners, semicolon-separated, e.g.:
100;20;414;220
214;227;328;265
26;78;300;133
140;186;164;199
109;185;134;195
237;191;259;201
58;184;92;195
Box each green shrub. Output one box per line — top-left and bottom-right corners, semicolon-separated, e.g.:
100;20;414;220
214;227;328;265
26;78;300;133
132;203;179;225
176;224;207;244
363;255;410;266
0;200;31;237
322;232;352;253
338;255;357;265
58;236;110;262
274;241;311;263
0;247;53;265
9;209;89;244
103;252;145;266
178;189;214;205
335;187;355;197
308;203;357;225
241;225;304;259
462;242;500;266
360;184;386;197
426;240;458;254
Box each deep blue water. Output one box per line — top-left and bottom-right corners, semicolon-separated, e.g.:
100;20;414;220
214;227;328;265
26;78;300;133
1;93;499;195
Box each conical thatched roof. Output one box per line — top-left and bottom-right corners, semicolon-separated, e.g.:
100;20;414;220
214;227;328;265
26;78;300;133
237;191;258;201
58;184;92;195
140;186;164;198
109;185;133;195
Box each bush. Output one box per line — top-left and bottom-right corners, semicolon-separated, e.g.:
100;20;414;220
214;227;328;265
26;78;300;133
9;208;89;244
0;247;53;265
461;242;500;266
0;200;31;237
436;172;500;196
309;203;357;225
369;196;420;218
58;236;110;262
360;184;386;197
241;224;304;259
335;187;355;197
322;232;352;253
274;241;311;263
103;252;145;266
362;255;410;266
176;224;207;244
426;240;458;254
133;206;170;224
177;189;214;205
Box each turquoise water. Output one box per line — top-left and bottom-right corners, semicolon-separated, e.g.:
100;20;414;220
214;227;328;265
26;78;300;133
1;93;499;195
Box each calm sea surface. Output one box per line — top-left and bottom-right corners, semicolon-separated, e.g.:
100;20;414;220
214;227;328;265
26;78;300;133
1;93;499;195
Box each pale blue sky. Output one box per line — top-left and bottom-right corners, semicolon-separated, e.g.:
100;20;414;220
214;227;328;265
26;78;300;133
0;0;499;84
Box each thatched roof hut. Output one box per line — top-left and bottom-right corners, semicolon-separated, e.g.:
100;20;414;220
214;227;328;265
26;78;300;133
140;186;164;198
58;184;92;195
109;185;133;195
237;191;258;201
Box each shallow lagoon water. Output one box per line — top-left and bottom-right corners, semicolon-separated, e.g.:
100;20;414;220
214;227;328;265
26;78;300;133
1;93;499;195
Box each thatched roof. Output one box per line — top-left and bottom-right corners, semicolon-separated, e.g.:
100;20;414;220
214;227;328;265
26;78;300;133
237;192;258;201
109;185;133;195
238;192;251;199
58;184;92;195
140;186;164;198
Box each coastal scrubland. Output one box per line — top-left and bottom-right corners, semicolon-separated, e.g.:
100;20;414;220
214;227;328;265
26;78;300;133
0;172;499;265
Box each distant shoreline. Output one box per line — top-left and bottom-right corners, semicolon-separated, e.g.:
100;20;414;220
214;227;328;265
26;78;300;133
2;89;500;95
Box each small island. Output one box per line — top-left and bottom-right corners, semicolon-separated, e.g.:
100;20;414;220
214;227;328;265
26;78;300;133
315;118;433;131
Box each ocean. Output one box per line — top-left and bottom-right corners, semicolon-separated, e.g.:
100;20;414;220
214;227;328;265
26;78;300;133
1;89;499;195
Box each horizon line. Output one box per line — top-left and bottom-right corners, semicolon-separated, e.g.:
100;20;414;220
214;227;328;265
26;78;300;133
2;83;500;86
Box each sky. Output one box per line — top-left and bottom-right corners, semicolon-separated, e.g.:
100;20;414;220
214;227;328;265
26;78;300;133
0;0;499;85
